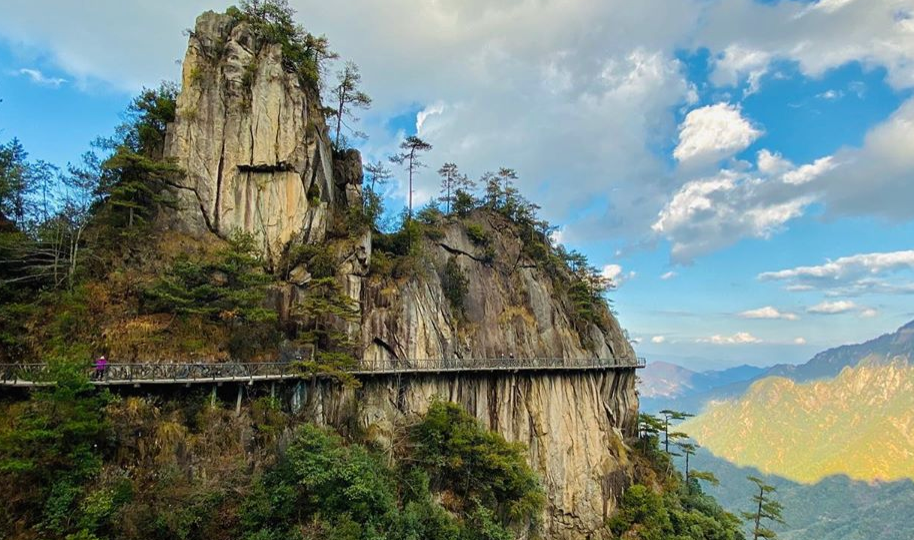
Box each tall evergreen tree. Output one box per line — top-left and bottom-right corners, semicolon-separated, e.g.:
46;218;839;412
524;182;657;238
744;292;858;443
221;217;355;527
327;61;371;149
437;163;473;214
659;409;694;454
437;162;459;214
497;167;518;209
0;138;55;229
389;135;432;222
101;83;181;229
481;171;501;209
741;476;785;540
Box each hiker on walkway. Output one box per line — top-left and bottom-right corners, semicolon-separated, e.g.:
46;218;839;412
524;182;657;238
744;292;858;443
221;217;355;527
93;355;108;381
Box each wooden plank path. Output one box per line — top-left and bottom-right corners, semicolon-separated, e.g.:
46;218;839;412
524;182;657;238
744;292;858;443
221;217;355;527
0;357;645;387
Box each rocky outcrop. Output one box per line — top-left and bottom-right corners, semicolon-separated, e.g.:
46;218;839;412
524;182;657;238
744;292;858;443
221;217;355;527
361;211;637;364
165;10;640;539
295;369;639;540
351;213;641;538
165;11;341;267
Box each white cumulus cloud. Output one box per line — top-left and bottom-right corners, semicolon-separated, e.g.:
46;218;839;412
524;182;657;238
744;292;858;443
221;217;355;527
660;271;677;280
782;156;836;185
651;335;667;344
601;264;636;288
807;300;857;314
698;332;762;344
673;103;762;166
652;168;812;263
793;337;807;345
739;306;799;320
710;45;771;96
760;250;914;296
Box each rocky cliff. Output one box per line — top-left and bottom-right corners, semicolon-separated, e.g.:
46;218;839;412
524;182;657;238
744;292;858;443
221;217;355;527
165;10;640;539
295;370;639;540
165;10;350;267
361;211;635;363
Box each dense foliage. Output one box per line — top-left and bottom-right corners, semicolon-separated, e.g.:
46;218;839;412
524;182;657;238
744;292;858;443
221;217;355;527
371;152;615;338
0;358;112;538
0;78;357;366
0;386;543;540
608;413;747;540
226;0;337;90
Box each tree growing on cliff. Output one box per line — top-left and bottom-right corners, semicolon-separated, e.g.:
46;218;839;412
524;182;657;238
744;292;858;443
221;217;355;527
441;256;469;319
389;135;432;223
437;162;473;214
230;0;338;88
100;83;181;229
327;61;371;150
741;476;785;540
659;409;693;454
674;440;719;496
497;167;519;210
0;138;41;228
481;171;501;209
363;160;392;229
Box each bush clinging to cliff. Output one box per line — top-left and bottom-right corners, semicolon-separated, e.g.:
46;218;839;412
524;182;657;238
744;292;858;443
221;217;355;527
227;0;337;89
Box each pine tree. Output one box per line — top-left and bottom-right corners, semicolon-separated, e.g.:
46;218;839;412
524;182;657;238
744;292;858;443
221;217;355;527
362;160;392;229
637;413;664;451
389;136;432;222
481;171;501;209
497;167;518;209
741;476;785;540
658;409;694;454
437;163;473;214
327;61;371;149
100;83;181;228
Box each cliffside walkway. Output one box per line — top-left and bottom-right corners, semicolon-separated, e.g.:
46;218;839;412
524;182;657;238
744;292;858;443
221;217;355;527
0;357;645;387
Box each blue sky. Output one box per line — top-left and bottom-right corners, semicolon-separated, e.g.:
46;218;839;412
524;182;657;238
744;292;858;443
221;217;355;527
2;0;913;370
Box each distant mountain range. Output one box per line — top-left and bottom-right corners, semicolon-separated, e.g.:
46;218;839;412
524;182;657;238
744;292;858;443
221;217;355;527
638;362;766;413
640;319;914;414
646;320;914;539
682;359;914;483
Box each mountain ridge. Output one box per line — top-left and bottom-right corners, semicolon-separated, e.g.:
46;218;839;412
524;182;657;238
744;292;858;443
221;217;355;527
647;319;914;413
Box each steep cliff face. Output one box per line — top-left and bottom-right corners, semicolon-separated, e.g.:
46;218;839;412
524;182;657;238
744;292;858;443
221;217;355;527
362;211;636;363
164;10;640;539
165;11;345;267
296;369;639;540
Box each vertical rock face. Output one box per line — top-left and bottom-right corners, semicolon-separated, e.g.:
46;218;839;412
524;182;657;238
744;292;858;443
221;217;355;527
298;370;640;540
166;10;640;539
361;211;637;364
165;11;339;266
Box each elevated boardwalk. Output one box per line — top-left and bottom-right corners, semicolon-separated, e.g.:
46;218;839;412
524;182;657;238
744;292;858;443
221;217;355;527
0;357;645;387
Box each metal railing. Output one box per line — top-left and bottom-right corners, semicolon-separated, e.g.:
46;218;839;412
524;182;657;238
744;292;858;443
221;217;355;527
0;356;645;387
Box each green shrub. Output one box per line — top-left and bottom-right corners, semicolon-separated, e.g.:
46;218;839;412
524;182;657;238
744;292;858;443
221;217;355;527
227;0;337;90
287;424;397;525
307;182;321;205
142;232;275;324
281;242;335;280
452;189;476;217
410;401;545;530
465;222;489;247
441;257;469;319
0;354;111;537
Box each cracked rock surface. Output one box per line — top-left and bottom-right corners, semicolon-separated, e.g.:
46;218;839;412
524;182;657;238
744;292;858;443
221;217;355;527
165;11;336;267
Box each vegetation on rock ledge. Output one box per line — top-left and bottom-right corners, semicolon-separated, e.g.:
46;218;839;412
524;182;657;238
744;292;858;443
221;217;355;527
0;380;544;540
